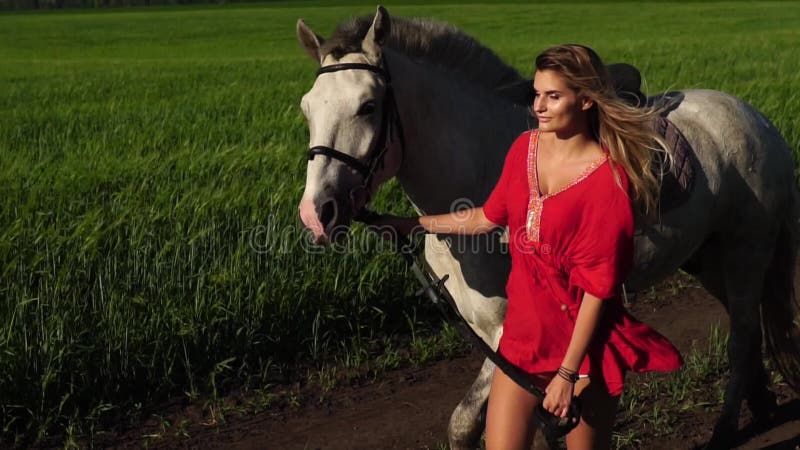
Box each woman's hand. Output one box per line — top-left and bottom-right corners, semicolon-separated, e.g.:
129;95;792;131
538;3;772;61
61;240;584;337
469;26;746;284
542;374;575;419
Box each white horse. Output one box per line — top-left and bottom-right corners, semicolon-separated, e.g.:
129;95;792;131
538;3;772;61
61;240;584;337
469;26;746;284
296;7;800;449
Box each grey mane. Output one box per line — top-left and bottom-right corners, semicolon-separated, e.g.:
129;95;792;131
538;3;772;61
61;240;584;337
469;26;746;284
320;16;533;106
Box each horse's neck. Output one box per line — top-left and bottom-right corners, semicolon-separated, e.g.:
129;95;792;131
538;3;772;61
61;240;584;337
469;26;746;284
388;52;531;214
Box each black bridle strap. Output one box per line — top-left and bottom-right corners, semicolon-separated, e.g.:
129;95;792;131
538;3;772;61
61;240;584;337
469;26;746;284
308;146;371;179
307;61;403;203
316;63;391;82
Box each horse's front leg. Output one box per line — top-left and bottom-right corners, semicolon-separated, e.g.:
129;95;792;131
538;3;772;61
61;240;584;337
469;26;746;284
448;357;494;450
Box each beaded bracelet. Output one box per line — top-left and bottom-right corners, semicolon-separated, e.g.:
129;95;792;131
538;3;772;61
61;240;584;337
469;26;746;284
557;366;579;383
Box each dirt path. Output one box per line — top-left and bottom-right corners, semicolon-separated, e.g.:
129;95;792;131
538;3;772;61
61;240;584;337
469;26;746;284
114;276;800;449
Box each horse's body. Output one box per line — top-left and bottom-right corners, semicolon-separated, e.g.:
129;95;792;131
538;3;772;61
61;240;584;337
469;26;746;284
296;7;800;449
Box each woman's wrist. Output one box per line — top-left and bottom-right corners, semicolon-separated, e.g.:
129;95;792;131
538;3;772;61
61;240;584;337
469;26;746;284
557;366;579;384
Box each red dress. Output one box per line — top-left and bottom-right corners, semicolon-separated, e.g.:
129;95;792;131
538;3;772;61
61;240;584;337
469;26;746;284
482;130;682;396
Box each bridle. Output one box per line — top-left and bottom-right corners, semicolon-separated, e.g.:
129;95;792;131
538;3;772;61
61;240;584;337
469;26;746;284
306;59;405;219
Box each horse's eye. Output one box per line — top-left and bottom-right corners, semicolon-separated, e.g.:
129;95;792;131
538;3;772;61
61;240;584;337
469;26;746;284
357;101;376;116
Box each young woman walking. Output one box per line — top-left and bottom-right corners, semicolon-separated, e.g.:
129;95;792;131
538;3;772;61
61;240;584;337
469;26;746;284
367;44;683;450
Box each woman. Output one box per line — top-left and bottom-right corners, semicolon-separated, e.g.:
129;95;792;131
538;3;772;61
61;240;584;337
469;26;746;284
368;44;683;449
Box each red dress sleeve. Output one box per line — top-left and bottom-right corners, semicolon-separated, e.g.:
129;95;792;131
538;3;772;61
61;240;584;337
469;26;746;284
567;170;634;299
483;132;529;226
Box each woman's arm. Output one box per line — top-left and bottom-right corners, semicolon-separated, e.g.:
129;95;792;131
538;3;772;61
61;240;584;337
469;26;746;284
366;207;500;236
561;292;604;371
542;292;605;417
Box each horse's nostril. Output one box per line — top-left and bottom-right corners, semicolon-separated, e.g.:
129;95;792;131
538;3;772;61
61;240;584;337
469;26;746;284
318;199;337;230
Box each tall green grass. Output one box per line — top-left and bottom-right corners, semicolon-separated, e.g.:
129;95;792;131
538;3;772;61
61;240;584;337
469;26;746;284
1;1;799;445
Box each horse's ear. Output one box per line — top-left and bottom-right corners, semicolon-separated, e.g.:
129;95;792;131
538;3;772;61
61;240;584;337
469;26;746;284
297;19;324;64
362;5;390;63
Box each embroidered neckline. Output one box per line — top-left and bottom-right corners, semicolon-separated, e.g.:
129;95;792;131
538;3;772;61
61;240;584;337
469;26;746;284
533;130;608;199
525;130;608;243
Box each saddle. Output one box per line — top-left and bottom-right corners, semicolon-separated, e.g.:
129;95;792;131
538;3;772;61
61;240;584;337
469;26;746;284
608;64;696;213
650;115;695;212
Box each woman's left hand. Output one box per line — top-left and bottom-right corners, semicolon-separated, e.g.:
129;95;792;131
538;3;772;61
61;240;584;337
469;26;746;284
542;375;575;418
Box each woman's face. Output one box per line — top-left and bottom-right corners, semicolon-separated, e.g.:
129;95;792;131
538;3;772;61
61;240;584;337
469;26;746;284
532;69;592;134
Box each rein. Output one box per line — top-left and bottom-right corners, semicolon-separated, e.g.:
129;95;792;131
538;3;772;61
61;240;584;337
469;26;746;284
356;212;580;448
307;60;405;215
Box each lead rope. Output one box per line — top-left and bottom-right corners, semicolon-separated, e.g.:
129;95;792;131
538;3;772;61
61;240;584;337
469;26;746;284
355;211;581;448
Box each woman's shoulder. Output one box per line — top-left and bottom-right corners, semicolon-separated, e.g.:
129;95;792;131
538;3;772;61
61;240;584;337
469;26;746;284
572;161;633;221
594;159;631;195
504;129;535;161
511;129;535;149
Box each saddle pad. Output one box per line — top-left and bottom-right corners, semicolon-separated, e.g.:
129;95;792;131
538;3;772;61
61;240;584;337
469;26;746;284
651;115;696;213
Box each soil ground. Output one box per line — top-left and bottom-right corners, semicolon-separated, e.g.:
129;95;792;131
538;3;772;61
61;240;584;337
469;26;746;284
105;274;800;450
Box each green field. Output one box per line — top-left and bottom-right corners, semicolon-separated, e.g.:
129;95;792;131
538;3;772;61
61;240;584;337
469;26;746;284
1;1;799;446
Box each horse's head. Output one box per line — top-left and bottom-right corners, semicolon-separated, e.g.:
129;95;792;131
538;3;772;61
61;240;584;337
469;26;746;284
296;6;403;244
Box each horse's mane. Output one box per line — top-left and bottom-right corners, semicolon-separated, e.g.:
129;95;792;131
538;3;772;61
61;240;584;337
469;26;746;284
320;16;533;106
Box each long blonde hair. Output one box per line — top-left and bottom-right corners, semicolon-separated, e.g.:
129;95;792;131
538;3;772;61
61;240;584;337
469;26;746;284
535;44;669;218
